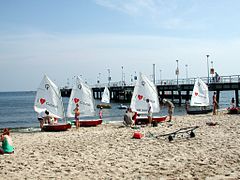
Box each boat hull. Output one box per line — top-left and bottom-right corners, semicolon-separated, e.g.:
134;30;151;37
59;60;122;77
96;104;111;109
42;123;72;132
135;116;167;125
227;107;240;114
76;119;103;127
187;109;213;115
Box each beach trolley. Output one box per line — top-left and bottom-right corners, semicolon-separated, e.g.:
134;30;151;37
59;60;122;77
148;126;199;142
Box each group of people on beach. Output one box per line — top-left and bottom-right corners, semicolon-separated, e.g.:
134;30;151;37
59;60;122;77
123;98;175;127
36;100;104;130
37;103;82;130
123;90;228;126
36;91;233;129
37;110;58;129
2;92;236;156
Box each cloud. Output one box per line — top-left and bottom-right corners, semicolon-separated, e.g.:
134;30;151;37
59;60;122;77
1;31;240;90
94;0;200;29
95;0;157;16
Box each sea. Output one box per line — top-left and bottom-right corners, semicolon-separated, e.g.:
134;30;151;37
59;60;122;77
0;91;237;131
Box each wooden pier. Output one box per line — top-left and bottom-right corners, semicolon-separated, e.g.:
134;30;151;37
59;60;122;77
61;75;240;107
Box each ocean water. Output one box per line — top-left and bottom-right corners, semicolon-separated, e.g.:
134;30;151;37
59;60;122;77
0;91;237;130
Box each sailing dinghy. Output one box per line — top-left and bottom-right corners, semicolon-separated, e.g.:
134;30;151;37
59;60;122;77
130;73;167;124
34;75;71;131
67;76;102;127
187;78;212;115
97;86;111;109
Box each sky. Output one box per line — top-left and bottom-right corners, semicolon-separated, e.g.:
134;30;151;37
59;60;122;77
1;0;240;91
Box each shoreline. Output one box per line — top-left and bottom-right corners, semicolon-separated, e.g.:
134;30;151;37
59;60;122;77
0;108;228;131
1;112;240;179
0;119;124;132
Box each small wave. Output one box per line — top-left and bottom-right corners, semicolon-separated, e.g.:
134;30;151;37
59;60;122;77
0;127;40;133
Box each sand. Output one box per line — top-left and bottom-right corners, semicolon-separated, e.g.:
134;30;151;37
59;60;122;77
1;111;240;179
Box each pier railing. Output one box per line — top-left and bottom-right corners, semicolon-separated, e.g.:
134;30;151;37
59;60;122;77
61;75;240;105
90;75;240;88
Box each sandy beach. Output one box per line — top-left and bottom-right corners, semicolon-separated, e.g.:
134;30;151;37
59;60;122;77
1;112;240;179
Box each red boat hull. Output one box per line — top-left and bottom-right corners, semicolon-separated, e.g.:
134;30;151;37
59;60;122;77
135;116;167;125
227;107;240;114
79;119;103;127
42;123;72;132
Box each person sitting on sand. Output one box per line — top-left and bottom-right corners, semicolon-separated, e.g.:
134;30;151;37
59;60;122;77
123;108;134;127
0;128;14;155
162;99;174;122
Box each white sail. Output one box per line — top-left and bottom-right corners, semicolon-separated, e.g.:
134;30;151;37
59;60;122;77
190;78;209;106
130;73;160;113
101;86;110;104
34;75;64;119
67;76;95;117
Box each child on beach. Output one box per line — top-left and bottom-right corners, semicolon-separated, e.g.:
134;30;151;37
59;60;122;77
99;107;103;119
0;128;14;155
74;104;80;129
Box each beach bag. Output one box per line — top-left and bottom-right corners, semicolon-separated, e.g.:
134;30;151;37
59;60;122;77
133;132;143;139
